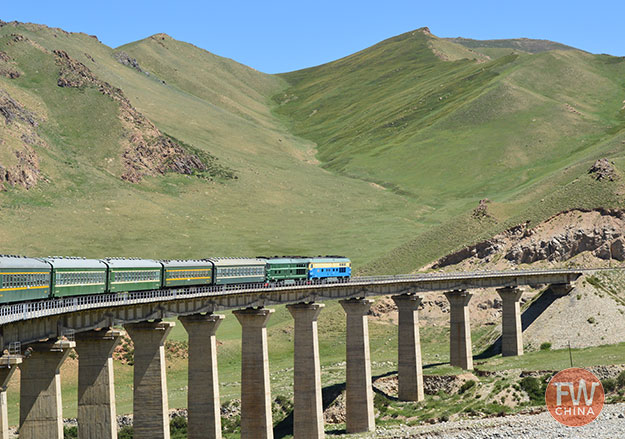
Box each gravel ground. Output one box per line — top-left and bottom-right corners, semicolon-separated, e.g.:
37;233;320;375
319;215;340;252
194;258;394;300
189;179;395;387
376;403;625;438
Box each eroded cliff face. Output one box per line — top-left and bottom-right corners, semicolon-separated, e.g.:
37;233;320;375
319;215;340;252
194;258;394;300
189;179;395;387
0;88;45;190
1;30;234;193
431;208;625;270
53;49;211;183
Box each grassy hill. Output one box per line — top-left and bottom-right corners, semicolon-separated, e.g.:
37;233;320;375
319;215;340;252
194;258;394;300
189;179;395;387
274;28;625;272
0;21;421;267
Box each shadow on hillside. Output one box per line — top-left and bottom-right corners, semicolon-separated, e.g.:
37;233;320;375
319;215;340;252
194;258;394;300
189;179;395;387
273;370;396;438
474;285;565;360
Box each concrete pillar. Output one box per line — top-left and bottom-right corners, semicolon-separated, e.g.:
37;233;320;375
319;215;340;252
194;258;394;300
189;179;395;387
75;328;122;439
233;308;274;439
0;355;21;439
444;290;473;370
287;303;325;439
19;339;75;439
179;314;225;439
497;288;524;357
124;321;174;439
339;298;375;433
391;294;424;401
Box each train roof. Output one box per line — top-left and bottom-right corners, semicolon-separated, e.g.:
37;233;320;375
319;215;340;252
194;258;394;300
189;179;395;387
42;257;108;269
208;257;267;267
160;259;213;268
0;255;50;270
265;257;310;264
101;258;163;269
308;257;351;263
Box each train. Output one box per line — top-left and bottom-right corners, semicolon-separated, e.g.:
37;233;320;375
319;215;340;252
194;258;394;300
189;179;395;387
0;255;352;305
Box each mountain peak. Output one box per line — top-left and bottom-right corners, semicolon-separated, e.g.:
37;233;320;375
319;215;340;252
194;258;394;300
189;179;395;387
417;26;432;36
150;33;172;41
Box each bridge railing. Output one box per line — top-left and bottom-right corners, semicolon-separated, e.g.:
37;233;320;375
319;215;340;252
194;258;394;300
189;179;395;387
0;268;590;325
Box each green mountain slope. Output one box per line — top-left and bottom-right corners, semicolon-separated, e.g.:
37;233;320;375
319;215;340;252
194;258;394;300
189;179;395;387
0;22;420;266
446;36;580;58
275;28;625;272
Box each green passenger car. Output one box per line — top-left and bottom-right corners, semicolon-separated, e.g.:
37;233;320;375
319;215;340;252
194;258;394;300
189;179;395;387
210;258;267;285
161;259;213;288
44;257;108;297
103;258;163;293
0;255;51;303
265;257;309;282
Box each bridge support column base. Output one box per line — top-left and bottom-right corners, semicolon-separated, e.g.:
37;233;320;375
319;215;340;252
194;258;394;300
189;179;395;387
497;288;524;357
444;290;473;370
234;308;275;439
287;303;325;439
180;314;225;439
75;329;122;439
124;321;174;439
19;339;75;439
391;294;424;401
0;356;21;439
339;298;375;433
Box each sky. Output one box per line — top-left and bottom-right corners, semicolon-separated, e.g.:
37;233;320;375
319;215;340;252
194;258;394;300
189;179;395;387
2;0;624;74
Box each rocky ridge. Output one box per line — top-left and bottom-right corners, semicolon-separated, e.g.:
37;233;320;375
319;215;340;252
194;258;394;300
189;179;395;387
51;49;220;182
588;158;618;181
431;208;625;269
0;89;45;190
112;51;143;73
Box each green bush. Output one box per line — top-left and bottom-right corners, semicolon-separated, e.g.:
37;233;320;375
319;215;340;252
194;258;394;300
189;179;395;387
118;426;133;439
519;376;545;405
602;378;617;393
540;342;552;351
617;370;625;388
170;415;187;439
63;426;77;439
459;379;476;394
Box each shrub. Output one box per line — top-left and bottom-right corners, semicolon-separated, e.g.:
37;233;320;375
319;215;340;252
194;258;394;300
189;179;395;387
459;379;476;394
540;342;552;351
617;370;625;388
519;376;544;405
63;426;77;439
118;426;133;439
602;378;617;393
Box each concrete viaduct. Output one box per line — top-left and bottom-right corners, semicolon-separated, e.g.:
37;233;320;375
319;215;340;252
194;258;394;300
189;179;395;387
0;269;582;439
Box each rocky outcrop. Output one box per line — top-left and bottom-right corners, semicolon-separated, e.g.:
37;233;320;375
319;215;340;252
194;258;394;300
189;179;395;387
432;209;625;268
472;198;491;218
53;50;231;182
0;147;41;190
0;89;37;126
588;158;617;181
0;50;20;78
113;51;143;72
505;226;623;263
0;89;44;190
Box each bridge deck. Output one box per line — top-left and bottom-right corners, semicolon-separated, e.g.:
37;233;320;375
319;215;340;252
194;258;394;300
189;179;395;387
0;269;583;327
